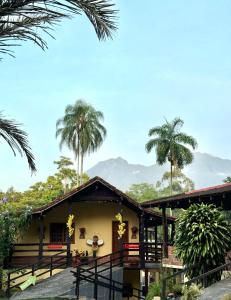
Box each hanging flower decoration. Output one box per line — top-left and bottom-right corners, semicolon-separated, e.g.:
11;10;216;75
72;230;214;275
66;214;75;237
115;213;126;239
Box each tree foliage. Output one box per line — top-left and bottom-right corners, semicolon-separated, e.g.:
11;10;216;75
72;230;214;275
0;113;36;173
175;204;231;284
223;176;231;183
0;207;32;266
157;169;194;196
56;100;106;185
0;156;89;212
126;183;158;203
0;0;117;58
145;118;197;195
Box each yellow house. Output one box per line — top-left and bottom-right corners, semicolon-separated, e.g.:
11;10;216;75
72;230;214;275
10;177;175;298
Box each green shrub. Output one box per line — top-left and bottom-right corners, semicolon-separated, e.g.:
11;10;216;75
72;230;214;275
219;295;231;300
181;284;202;300
145;282;160;300
172;283;183;296
175;204;231;285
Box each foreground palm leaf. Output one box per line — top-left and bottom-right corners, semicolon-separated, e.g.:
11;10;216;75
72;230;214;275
0;0;117;57
0;113;36;172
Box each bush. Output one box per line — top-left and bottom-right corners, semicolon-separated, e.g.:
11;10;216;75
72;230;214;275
175;204;231;285
181;284;202;300
145;282;160;300
172;284;183;296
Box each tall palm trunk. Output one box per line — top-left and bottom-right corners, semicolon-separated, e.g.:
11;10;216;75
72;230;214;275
170;162;173;196
77;138;80;187
169;162;173;217
80;151;84;185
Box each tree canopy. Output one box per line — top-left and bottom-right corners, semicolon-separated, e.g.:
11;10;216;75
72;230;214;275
126;183;158;203
145;117;197;195
56;100;106;185
0;156;89;212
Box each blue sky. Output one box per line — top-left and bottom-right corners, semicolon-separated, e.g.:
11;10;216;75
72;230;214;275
1;0;231;191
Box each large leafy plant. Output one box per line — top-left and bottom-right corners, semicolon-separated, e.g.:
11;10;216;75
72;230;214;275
0;207;32;267
175;204;231;284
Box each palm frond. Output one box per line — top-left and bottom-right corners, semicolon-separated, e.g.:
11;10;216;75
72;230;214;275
0;0;117;58
0;113;36;173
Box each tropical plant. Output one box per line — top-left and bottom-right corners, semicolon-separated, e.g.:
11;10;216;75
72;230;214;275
145;118;197;195
0;0;117;58
56;100;106;185
126;183;158;202
0;207;32;268
175;204;231;285
0;113;36;172
145;282;160;300
181;284;202;300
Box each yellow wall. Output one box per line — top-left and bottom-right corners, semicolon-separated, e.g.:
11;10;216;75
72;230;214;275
17;201;139;257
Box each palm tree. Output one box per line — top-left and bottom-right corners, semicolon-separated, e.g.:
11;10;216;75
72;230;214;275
56;100;106;186
0;0;117;58
0;113;36;173
145;117;197;195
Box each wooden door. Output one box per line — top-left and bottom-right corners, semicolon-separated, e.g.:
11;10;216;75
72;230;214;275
112;221;128;253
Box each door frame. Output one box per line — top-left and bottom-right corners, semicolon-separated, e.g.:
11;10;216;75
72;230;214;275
112;220;129;253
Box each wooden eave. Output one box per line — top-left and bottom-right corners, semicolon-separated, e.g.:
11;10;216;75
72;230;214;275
32;176;175;223
141;182;231;210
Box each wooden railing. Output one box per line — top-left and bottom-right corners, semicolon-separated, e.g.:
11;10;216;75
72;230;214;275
13;243;68;253
6;249;68;297
123;242;163;265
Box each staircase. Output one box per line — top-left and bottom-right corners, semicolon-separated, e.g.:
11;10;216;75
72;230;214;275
10;266;123;300
73;249;145;300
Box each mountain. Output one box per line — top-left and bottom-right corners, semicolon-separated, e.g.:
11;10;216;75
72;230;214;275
86;152;231;191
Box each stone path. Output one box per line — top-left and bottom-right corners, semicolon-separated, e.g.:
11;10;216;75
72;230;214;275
10;266;123;300
199;278;231;300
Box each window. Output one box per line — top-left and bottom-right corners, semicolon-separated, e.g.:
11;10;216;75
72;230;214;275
50;223;75;244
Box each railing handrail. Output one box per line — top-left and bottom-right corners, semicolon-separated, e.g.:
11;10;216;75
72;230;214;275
6;249;68;297
13;243;68;246
185;260;231;286
7;249;67;275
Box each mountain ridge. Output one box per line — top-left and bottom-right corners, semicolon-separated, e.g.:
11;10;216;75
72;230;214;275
86;152;231;191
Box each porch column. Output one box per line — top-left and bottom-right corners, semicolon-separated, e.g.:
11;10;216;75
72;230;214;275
139;212;145;269
154;224;158;245
144;269;149;296
162;207;168;258
66;200;72;267
38;215;44;260
171;222;175;243
145;226;148;242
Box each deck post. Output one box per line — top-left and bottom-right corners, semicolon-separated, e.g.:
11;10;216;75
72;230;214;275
171;222;175;243
66;200;72;267
144;269;149;296
38;214;44;260
139;212;145;268
154;225;158;245
162;207;168;258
